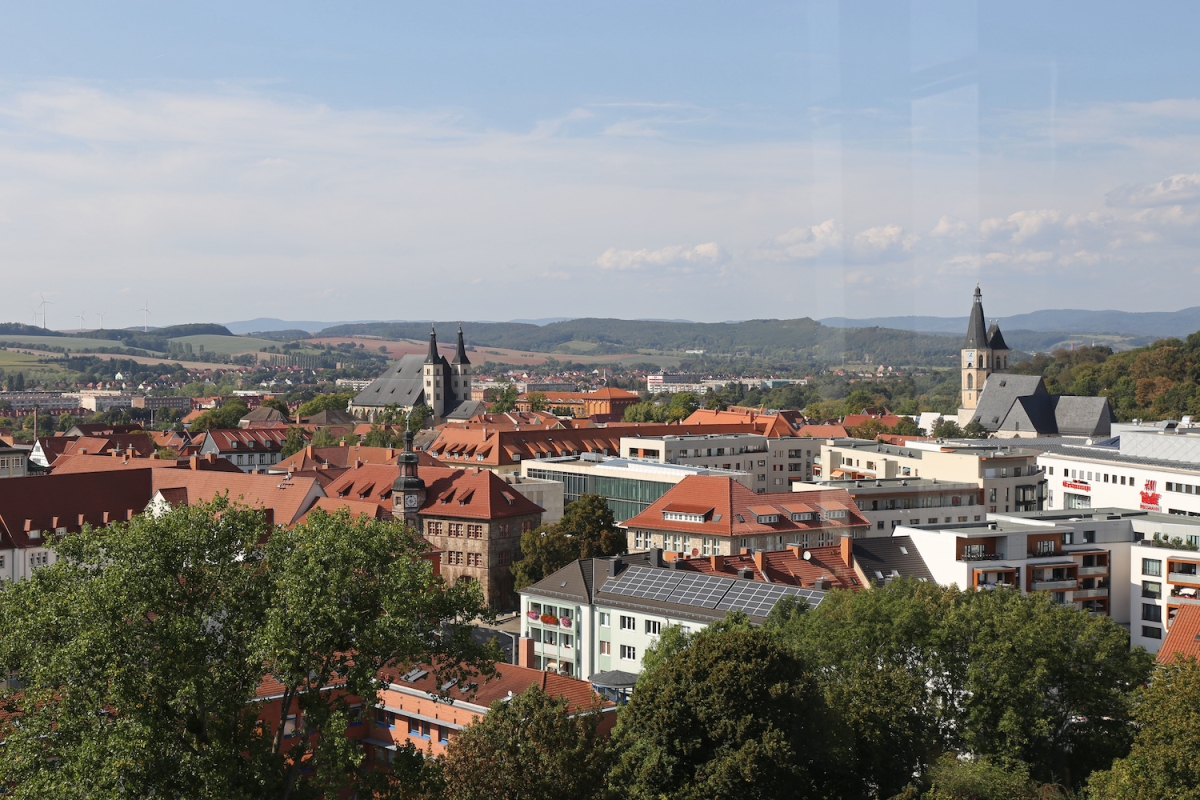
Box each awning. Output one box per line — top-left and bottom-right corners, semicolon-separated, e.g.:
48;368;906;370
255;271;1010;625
588;670;639;689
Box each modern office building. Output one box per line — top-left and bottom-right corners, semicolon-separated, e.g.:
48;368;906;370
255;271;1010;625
806;477;986;534
619;431;822;493
521;454;750;522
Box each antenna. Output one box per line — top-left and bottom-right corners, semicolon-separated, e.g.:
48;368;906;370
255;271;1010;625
141;301;151;333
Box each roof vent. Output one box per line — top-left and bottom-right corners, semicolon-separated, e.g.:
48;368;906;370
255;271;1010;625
737;566;753;579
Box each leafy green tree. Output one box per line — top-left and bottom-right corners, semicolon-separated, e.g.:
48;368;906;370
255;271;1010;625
931;418;964;439
941;589;1153;787
280;426;306;458
0;501;495;800
296;393;353;417
891;416;922;436
664;391;700;421
558;494;625;558
610;624;837;800
512;524;576;591
310;427;342;448
526;392;548;412
850;418;889;439
441;685;610;800
189;397;250;432
919;754;1068;800
407;403;432;431
1087;659;1200;799
962;420;989;439
362;425;400;449
155;446;179;460
55;413;79;432
622;400;664;423
489;383;518;413
260;397;289;415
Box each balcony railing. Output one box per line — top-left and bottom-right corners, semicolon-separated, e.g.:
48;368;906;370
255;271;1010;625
1032;579;1079;591
961;552;1004;562
1073;588;1108;599
1169;571;1200;585
1078;566;1108;576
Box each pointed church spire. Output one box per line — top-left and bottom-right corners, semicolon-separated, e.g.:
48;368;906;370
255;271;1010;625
425;325;439;365
964;285;989;349
452;325;470;366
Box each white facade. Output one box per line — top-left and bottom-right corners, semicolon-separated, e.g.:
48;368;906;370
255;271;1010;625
620;433;818;493
1039;451;1200;518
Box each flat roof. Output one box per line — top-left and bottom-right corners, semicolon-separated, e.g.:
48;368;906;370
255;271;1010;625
826;438;1041;459
1034;440;1200;474
902;520;1073;536
525;455;747;479
808;477;980;494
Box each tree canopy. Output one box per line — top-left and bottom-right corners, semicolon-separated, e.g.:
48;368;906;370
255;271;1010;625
0;501;496;799
512;494;625;590
189;397;249;432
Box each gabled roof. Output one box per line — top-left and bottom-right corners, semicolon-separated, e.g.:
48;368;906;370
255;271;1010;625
306;409;357;425
795;424;850;439
986;322;1008;351
150;471;323;526
64;423;145;437
620;476;869;537
201;428;290;453
383;661;606;713
1158;603;1200;664
0;471;154;548
850;535;935;584
322;464;544;520
1052;396;1116;437
682;408;798;438
275;444;442;473
50;453;243;475
972;375;1052;432
59;434;156;459
240;407;286;423
351;354;427;409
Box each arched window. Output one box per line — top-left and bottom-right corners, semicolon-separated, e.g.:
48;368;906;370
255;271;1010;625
967;374;974;390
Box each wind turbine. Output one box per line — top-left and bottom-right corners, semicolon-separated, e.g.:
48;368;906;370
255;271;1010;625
38;294;53;331
141;301;151;333
96;311;105;330
30;307;37;326
77;311;86;332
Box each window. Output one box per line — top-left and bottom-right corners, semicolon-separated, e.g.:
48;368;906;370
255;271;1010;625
283;713;303;738
645;620;661;635
409;717;431;739
1142;603;1163;623
439;726;450;745
1142;625;1162;640
620;644;637;661
467;524;483;539
348;705;363;726
599;612;610;627
1143;558;1163;577
375;708;390;727
498;550;512;566
599;640;611;655
1035;540;1055;555
620;615;636;631
963;544;986;559
877;520;885;530
543;629;557;646
1142;581;1162;599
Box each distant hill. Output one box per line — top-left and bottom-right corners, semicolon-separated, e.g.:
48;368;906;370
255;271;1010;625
317;318;963;366
821;307;1200;338
0;323;61;337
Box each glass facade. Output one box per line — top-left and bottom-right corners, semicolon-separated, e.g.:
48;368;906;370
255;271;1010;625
527;467;676;522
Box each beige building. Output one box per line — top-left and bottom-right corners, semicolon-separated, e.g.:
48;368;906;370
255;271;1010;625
806;477;985;535
814;439;1046;515
619;432;821;494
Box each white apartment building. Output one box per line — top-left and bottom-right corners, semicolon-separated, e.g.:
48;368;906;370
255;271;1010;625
620;432;820;493
1126;513;1200;654
1037;424;1200;517
807;477;986;535
817;439;1046;514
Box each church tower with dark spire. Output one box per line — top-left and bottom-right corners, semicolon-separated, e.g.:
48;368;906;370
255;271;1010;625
450;324;472;408
422;326;445;418
391;428;426;530
959;286;1008;415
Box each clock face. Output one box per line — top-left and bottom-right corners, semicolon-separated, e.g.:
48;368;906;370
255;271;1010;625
404;494;420;508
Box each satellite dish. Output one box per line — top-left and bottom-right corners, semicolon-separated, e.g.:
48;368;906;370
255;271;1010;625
802;550;812;561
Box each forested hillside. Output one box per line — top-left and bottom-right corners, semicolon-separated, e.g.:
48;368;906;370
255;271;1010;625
1011;332;1200;421
320;318;963;366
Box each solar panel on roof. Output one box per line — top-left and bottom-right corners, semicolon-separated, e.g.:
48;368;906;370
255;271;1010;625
666;573;732;609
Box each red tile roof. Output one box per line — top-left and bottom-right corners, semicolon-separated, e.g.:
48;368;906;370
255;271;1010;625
795;424;850;439
1159;604;1200;664
682;408;800;438
203;428;290;452
675;545;861;591
382;661;606;712
0;471;154;549
323;464;544;520
621;476;869;538
150;471;324;527
275;444;442;473
50;453;242;475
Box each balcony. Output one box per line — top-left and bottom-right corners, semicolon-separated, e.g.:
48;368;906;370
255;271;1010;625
1168;571;1200;586
961;552;1006;562
1073;587;1108;599
1032;579;1078;591
1078;566;1108;577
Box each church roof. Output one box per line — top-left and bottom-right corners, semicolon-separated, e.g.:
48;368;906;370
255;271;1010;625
970;374;1115;437
351;354;427;409
986;322;1008;351
965;286;990;349
452;326;470;366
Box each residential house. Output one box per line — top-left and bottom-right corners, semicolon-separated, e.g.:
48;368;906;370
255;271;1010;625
198;428;290;472
514;387;640;420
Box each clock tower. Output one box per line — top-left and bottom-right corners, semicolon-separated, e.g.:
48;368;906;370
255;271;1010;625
392;429;426;530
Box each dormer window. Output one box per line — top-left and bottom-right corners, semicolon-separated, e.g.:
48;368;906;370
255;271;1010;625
663;511;706;523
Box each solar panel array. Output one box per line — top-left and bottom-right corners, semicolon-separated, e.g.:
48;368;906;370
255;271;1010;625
602;566;824;617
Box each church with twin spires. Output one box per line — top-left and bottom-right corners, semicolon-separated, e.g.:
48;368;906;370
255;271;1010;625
956;287;1114;438
349;326;486;423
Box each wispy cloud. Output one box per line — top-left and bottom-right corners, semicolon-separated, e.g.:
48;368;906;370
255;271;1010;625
595;242;726;271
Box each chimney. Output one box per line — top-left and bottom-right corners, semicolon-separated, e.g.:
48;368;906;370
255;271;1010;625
339;439;347;447
752;550;764;572
840;534;853;567
647;547;663;568
206;453;217;463
786;543;802;557
103;511;110;524
190;455;199;470
517;634;535;668
306;445;313;459
607;556;624;578
710;555;721;570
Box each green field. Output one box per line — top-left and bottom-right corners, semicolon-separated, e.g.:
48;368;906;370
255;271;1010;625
169;334;278;355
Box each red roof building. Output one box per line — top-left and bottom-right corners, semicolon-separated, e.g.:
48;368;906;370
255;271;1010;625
620;476;869;557
514;387;640;419
198;428;290;472
274;443;442;474
149;470;325;527
1158;603;1200;664
670;541;861;591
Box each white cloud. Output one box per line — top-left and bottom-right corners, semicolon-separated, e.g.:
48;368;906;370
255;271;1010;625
853;224;916;253
1107;173;1200;208
754;219;842;261
595;242;726;271
930;215;968;238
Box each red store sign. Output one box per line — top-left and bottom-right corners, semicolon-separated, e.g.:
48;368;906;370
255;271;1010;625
1062;480;1090;492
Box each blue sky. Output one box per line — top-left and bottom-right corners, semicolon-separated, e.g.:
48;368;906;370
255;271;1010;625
1;2;1198;328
